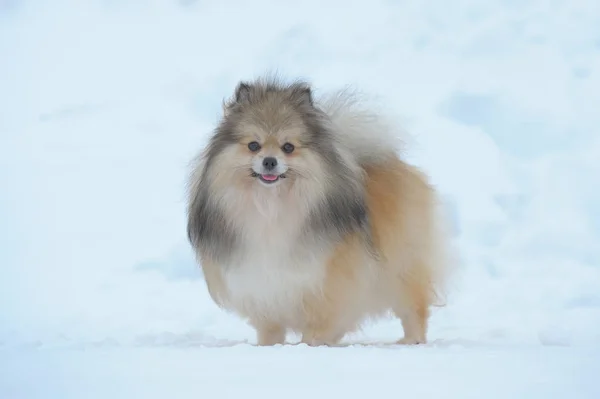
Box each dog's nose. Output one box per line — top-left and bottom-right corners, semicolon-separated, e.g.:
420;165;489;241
262;157;278;171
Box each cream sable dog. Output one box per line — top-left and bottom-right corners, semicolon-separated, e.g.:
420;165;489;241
186;75;454;346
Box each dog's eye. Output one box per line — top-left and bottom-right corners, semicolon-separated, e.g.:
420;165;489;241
282;143;295;154
248;141;261;152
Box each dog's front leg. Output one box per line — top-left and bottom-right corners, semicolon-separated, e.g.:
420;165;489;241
251;321;286;346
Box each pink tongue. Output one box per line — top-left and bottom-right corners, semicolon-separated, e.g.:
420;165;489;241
262;174;278;181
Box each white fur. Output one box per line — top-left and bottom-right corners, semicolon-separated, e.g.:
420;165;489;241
218;186;327;328
318;88;405;164
222;252;326;329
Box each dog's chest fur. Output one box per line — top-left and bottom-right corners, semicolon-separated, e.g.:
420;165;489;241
221;192;327;326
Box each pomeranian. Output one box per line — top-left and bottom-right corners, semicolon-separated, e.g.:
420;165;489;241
186;74;454;346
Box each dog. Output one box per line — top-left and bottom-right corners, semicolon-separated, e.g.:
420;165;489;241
186;74;455;346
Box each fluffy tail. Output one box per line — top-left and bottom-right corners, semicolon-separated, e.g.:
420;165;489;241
317;88;407;166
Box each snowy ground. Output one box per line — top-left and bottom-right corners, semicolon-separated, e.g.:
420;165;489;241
1;0;600;397
2;346;599;399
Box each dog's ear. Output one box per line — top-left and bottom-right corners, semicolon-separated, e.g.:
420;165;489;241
293;84;314;107
234;82;253;103
299;86;314;106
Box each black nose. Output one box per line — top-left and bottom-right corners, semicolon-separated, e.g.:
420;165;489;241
262;157;278;171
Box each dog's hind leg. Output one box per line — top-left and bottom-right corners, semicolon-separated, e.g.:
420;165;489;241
391;265;432;345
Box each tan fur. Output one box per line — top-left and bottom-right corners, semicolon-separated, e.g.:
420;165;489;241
190;79;454;346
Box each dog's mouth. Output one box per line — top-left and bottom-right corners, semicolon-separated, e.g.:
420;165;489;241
251;171;287;184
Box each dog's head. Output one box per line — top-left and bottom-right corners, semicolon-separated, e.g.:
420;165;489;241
201;77;347;197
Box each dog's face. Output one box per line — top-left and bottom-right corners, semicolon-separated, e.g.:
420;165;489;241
240;118;317;188
204;80;333;192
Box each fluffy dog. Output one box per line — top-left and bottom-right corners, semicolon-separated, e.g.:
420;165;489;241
186;75;454;346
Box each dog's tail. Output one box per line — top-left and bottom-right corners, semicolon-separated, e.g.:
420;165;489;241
317;87;407;166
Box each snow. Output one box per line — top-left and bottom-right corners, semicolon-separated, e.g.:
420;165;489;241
1;0;600;397
2;346;599;399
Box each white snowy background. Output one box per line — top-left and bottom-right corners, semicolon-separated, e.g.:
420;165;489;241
1;0;600;397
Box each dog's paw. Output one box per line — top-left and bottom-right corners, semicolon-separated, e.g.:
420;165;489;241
300;334;344;347
396;336;426;345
